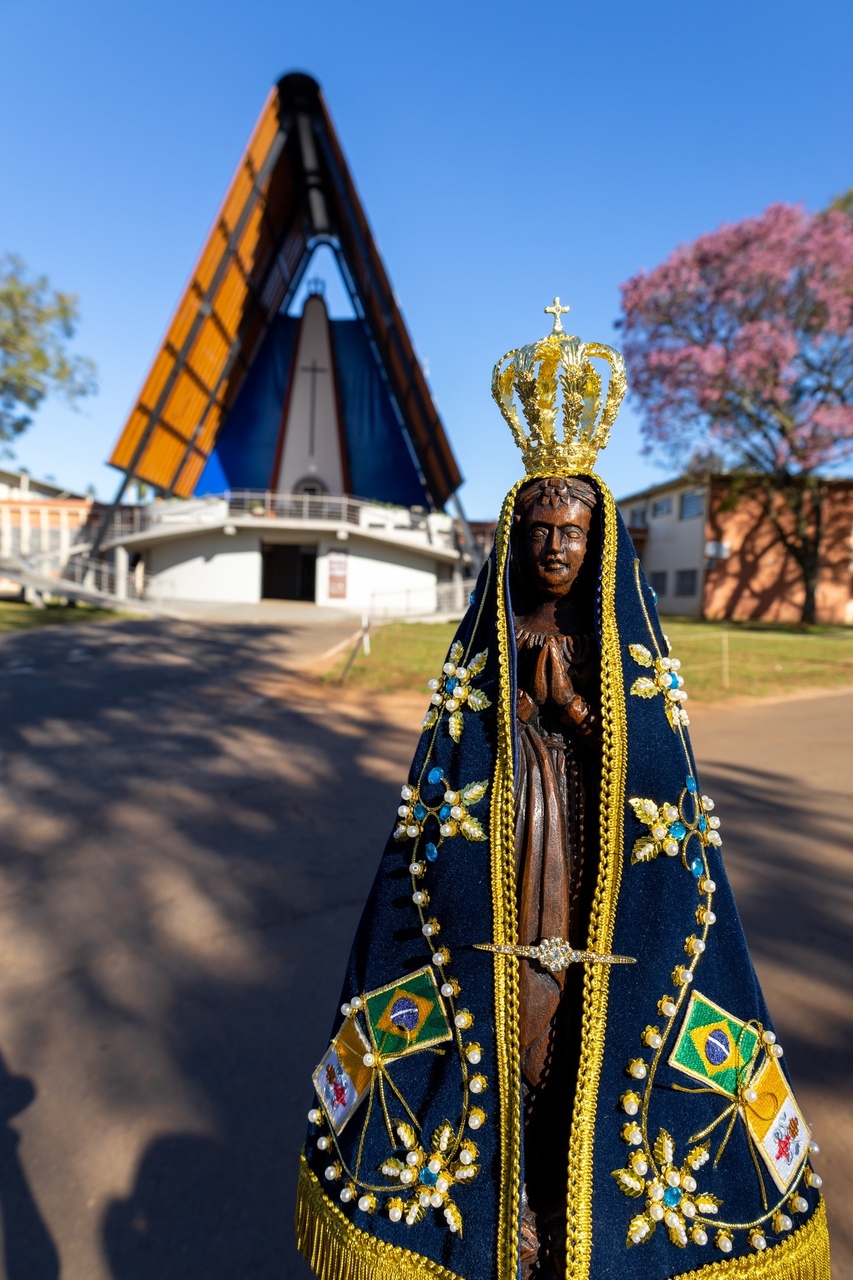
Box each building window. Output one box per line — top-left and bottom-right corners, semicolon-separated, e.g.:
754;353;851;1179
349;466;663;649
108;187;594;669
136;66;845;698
675;568;698;596
652;497;672;518
679;490;705;519
292;475;329;496
649;570;667;597
704;540;730;560
630;506;647;528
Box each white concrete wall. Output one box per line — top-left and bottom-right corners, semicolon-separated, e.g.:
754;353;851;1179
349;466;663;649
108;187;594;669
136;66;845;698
142;526;445;613
619;484;708;617
314;535;439;615
144;530;262;603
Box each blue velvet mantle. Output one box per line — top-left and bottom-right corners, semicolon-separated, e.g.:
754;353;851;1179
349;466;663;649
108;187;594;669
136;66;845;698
296;477;827;1280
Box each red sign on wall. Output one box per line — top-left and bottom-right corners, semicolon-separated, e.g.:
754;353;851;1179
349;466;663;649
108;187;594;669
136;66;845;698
328;549;348;599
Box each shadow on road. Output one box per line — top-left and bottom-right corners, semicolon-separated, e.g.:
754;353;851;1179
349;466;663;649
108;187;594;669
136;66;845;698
699;755;853;1265
0;619;411;1278
103;1134;251;1279
0;1051;60;1280
701;759;853;1090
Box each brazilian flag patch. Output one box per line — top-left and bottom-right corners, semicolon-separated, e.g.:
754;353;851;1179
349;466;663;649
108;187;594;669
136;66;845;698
669;992;759;1097
364;966;452;1060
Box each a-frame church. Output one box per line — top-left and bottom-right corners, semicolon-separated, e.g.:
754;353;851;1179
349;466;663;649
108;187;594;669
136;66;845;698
102;73;470;612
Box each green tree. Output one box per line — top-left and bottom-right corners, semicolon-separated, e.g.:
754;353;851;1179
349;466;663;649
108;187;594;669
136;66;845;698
829;187;853;217
0;254;97;448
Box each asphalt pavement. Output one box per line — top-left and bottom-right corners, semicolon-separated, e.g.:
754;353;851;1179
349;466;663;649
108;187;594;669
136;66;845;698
0;618;849;1280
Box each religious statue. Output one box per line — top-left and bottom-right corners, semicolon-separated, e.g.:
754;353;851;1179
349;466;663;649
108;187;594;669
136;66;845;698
296;301;830;1280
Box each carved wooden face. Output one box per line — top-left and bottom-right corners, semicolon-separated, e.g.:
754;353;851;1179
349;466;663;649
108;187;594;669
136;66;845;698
518;496;593;600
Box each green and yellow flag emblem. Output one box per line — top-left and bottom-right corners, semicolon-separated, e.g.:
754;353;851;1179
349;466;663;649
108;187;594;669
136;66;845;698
365;966;452;1060
669;992;758;1096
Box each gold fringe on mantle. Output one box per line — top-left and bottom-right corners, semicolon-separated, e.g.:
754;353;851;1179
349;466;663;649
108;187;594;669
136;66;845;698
295;1156;465;1280
672;1198;830;1280
297;1152;829;1280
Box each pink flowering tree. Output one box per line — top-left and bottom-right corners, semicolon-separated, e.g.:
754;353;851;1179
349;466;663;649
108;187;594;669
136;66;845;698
619;203;853;623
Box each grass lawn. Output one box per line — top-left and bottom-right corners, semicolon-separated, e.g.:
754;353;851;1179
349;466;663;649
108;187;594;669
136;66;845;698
0;599;121;632
325;622;458;696
659;618;853;701
327;617;853;702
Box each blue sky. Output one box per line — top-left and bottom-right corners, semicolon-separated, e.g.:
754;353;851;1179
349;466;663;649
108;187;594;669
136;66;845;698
2;0;852;516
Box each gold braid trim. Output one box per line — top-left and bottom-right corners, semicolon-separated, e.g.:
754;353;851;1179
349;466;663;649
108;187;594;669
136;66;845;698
565;478;629;1278
490;479;525;1280
671;1198;830;1280
295;1157;465;1280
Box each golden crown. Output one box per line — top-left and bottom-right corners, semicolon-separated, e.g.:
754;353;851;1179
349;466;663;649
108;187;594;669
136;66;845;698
491;297;627;476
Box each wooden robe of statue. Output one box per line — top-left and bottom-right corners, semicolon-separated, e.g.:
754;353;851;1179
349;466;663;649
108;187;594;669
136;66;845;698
511;476;601;1280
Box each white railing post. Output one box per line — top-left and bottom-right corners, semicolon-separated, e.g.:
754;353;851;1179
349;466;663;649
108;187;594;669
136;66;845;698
115;546;129;601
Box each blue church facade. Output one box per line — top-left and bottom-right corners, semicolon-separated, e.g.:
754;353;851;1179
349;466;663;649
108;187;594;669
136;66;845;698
195;305;430;510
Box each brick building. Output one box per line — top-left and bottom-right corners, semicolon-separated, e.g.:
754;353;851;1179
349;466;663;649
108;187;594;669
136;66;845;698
618;475;853;624
0;469;91;592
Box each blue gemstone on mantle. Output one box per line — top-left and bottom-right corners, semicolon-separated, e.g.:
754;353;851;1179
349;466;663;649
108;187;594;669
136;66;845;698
439;804;452;820
420;1166;439;1186
690;858;704;879
669;821;687;840
414;803;427;820
428;768;443;784
698;816;708;833
425;842;438;861
663;1186;683;1207
686;777;697;793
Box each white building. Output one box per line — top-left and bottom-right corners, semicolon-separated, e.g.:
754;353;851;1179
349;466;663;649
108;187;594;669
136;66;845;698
0;468;92;596
618;478;709;617
98;74;476;615
97;492;461;615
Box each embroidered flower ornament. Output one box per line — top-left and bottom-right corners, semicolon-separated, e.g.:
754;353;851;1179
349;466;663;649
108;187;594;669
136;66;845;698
629;780;720;867
615;1130;719;1249
379;1121;479;1233
629;643;689;728
422;642;490;741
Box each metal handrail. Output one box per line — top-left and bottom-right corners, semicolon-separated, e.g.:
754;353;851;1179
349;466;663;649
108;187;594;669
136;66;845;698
61;555;147;600
227;491;365;525
2;549;147;601
75;491;450;549
368;578;477;619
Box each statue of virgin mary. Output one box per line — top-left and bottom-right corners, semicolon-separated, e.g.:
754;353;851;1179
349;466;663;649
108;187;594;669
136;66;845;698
295;303;830;1280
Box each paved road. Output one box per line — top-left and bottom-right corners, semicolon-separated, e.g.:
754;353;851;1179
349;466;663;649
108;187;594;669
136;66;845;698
683;691;853;1272
0;620;849;1279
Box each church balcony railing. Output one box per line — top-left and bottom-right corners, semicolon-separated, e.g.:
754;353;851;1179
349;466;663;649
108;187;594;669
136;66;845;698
76;491;457;553
227;490;365;526
226;491;456;549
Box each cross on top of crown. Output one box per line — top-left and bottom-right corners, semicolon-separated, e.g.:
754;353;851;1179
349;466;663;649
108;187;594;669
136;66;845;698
545;296;570;334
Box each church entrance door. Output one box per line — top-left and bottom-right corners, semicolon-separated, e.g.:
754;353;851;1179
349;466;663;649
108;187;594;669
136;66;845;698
261;543;317;601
